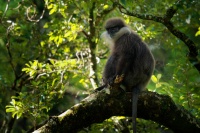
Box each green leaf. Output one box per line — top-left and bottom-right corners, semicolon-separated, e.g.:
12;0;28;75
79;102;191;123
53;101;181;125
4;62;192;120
12;112;18;118
6;107;15;112
47;3;53;9
49;7;57;15
40;41;45;47
195;30;200;36
60;8;67;18
17;112;22;119
157;74;162;80
58;35;63;45
43;23;48;28
52;78;57;86
49;59;55;65
151;75;158;83
29;70;36;77
11;99;16;105
103;5;109;9
156;83;161;88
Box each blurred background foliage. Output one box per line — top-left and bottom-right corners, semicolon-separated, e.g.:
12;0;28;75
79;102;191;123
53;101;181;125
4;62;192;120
0;0;199;132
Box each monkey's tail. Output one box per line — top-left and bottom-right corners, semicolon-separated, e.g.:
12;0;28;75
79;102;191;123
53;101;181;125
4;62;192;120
132;87;140;133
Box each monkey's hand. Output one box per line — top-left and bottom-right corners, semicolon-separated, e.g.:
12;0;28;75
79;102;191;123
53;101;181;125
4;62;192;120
114;74;124;84
107;74;124;86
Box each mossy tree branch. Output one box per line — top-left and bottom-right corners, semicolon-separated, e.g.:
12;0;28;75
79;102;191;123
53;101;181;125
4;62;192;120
33;86;200;133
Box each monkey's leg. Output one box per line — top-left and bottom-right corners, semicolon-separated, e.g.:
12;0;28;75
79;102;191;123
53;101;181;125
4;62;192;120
132;87;140;133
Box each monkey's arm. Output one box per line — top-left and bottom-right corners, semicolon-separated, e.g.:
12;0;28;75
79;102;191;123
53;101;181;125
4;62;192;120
114;55;130;83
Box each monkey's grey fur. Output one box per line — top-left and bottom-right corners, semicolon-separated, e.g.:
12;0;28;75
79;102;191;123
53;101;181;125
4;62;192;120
101;18;155;133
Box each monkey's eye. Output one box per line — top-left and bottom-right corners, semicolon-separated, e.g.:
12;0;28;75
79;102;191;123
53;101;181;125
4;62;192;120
107;27;120;37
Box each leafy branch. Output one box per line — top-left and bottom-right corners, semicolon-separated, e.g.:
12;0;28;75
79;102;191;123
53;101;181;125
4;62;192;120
115;0;200;73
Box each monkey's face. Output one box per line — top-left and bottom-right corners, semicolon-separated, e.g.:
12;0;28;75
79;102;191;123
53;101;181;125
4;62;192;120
106;26;121;38
105;18;125;38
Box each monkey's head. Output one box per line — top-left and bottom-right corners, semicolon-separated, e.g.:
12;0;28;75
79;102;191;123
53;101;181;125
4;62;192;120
101;18;131;48
105;18;126;38
103;18;131;42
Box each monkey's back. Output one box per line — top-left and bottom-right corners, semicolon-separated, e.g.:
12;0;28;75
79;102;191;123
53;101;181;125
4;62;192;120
103;31;155;91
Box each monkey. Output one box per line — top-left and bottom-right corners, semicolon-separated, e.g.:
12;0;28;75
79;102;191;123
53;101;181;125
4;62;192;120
100;18;155;133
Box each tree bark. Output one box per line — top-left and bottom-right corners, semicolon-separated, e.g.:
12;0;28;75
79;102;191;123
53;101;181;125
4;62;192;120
33;86;200;133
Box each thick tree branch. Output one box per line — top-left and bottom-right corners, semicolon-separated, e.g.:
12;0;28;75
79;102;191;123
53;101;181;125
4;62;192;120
116;0;200;73
33;87;200;133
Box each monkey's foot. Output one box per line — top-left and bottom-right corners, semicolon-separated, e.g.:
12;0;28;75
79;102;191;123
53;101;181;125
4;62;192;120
114;74;124;84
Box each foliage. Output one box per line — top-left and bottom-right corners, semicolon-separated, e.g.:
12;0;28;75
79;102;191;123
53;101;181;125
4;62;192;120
196;27;200;37
0;0;199;132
